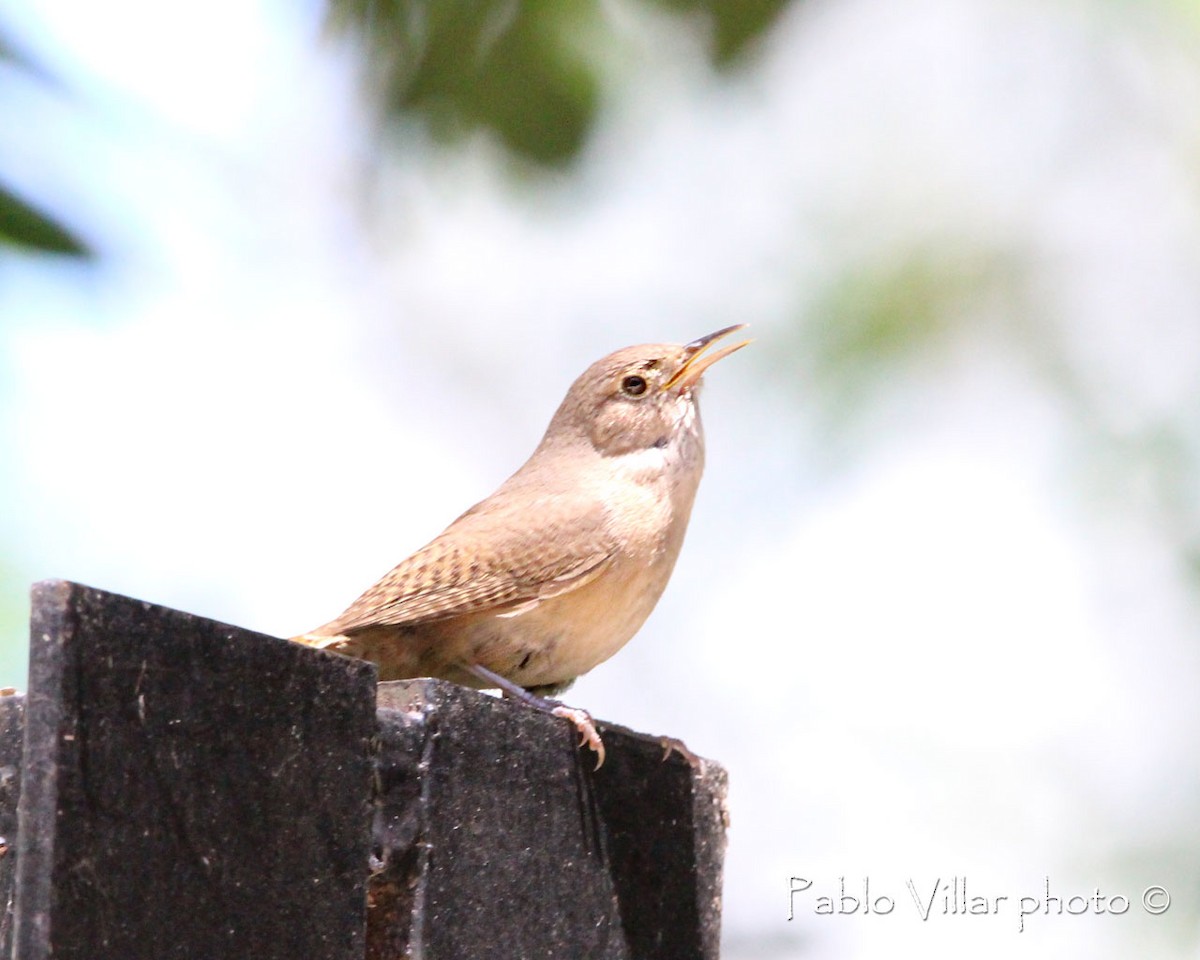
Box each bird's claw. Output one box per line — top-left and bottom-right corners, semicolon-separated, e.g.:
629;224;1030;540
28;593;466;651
660;735;706;773
551;705;606;769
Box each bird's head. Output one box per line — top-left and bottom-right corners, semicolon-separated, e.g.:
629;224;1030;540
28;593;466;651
546;325;751;458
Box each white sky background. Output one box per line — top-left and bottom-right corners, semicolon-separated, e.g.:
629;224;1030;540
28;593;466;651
3;0;1200;957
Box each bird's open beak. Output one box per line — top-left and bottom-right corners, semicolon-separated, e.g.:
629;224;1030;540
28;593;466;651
662;324;752;393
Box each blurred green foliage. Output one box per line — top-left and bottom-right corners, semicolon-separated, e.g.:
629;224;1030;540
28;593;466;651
0;28;90;257
0;185;89;256
801;244;1016;412
653;0;791;64
328;0;793;166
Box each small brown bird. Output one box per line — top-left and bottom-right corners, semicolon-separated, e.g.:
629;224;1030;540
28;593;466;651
296;325;750;766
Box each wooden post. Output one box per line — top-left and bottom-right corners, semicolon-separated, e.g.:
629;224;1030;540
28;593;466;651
1;581;727;960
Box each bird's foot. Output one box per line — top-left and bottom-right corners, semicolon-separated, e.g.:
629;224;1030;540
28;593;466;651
551;705;606;770
659;736;705;773
463;661;606;769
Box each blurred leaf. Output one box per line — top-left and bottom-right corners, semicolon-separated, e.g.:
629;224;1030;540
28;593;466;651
812;249;972;375
0;183;90;257
791;243;1018;428
0;26;89;257
328;0;797;166
331;0;600;166
651;0;792;64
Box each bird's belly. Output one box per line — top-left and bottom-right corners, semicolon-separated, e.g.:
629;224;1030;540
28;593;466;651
463;558;669;689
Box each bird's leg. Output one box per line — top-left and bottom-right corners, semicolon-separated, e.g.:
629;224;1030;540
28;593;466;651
462;662;605;769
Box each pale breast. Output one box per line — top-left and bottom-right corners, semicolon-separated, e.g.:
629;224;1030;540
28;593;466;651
467;456;703;687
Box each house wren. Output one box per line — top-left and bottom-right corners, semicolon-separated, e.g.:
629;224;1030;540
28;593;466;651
295;325;750;766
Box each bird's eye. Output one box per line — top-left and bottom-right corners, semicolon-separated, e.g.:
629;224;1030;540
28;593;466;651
621;374;648;397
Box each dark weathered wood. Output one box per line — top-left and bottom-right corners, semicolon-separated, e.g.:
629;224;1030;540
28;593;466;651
7;581;729;960
369;680;728;960
14;580;378;960
0;693;24;958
